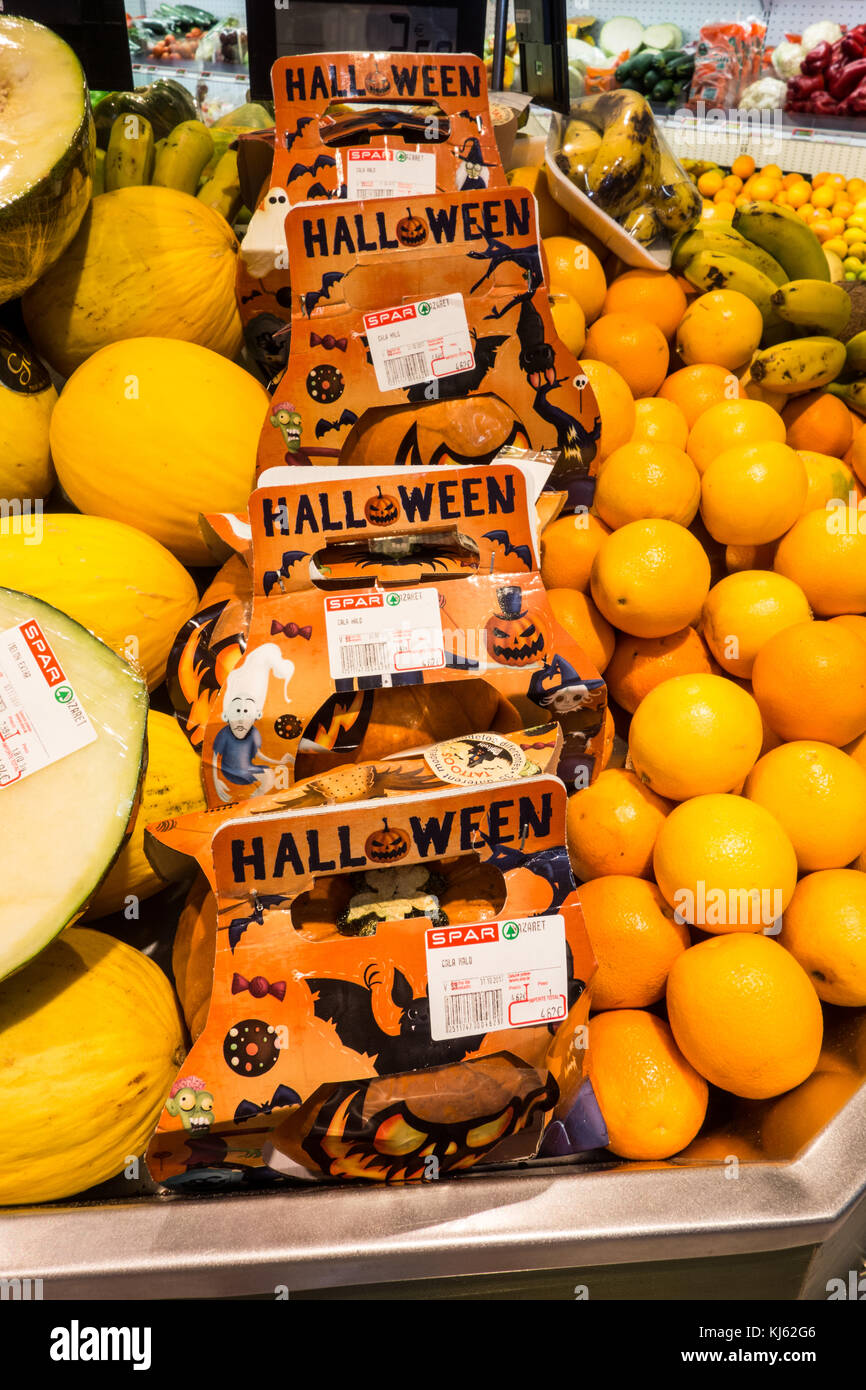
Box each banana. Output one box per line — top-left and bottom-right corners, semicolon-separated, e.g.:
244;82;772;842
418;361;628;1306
750;337;848;395
105;113;155;191
738;366;788;412
732;200;830;284
197;149;242;222
584;90;661;220
672;225;787;285
770;279;852;336
826;379;866;416
556;120;603;192
682;251;782;332
844;331;866;378
653;146;702;236
152;119;215;196
620;203;664;247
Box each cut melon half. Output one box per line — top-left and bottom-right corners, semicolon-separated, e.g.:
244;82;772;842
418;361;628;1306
0;588;147;981
0;15;95;302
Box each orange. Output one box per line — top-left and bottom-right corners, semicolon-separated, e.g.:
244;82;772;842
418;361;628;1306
700;570;812;678
658;364;743;430
507;166;569;237
714;188;736;205
745;742;866;872
601;269;686;338
797;451;858;514
760;164;783;180
779;869;866;1006
577;875;689;1009
583;313;669;398
686;399;787;474
830;613;866;646
630;396;688;449
731;154;755;179
654;793;797;932
760;1070;861;1159
749;177;780;201
542;235;607;323
579;359;635;462
697;170;724;196
784;390;853;457
700;441;808;545
677;1131;762;1163
593;440;700;530
667;933;823;1098
605;625;715;714
810;184;836;209
751;620;866;746
566;769;672;881
774;508;866;615
587;1010;708;1159
785;181;812;209
629;674;763;802
590;518;711;639
708;200;733;222
725;540;779;573
540;510;610;592
675;290;763;371
797;203;818;223
546;587;614;673
599;703;617;771
548;290;585;356
851;429;866;486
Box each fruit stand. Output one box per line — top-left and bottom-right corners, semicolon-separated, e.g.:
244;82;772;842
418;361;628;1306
2;4;866;1304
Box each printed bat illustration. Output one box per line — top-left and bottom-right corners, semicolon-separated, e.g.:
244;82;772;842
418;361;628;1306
308;965;484;1074
305;181;330;199
468;236;544;297
483;530;533;569
287;153;337;182
303;270;346;317
315;408;359;438
228;894;291;952
404;333;507;402
284;115;314;150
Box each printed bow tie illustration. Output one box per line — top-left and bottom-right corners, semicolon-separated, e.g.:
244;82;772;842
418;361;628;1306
270;620;313;639
233;1084;301;1124
231;973;287;1002
310;332;348;351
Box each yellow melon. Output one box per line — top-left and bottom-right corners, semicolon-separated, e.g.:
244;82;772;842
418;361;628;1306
0;325;57;500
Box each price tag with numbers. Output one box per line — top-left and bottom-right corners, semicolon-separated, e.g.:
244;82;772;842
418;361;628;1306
363;293;475;393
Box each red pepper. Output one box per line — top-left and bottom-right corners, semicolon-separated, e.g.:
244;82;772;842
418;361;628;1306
841;75;866;113
786;73;826;99
828;56;866;100
840;34;866;60
801;41;833;74
809;90;841;113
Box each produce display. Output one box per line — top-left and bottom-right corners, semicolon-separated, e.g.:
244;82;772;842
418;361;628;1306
1;23;866;1224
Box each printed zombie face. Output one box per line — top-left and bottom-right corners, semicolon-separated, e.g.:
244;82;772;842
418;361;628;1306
270;405;303;452
166;1084;215;1132
225;695;260;738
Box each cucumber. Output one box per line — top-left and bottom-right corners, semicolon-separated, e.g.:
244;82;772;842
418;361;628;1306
642;23;683;50
599;16;646;56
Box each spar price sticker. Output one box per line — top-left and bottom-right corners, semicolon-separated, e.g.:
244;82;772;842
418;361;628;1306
0;620;95;788
324;588;445;682
345;147;436;200
363;294;475;393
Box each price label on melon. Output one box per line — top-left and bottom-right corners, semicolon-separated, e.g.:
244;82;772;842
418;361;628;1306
0;620;96;788
363;293;475;393
324;588;445;683
345;147;437;201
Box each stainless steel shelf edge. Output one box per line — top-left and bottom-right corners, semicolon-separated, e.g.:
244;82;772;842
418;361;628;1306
2;1086;863;1298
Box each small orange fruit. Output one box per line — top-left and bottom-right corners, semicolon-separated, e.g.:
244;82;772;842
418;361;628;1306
676;289;763;371
566;769;672;881
542;235;607;323
546;587;615;673
697;170;724;197
601;268;687;338
700;441;808;545
548;290;585;355
797;451;858;514
590;519;711;639
784;390;853;457
540;510;611;592
593;440;700;530
629;674;763;801
850;428;866;486
579;359;635;462
577;875;689;1009
686;399;787;474
745;742;866;871
587;1010;708;1159
786;181;812;209
604;625;715;714
700;570;812;678
583;313;669;398
732;154;755;179
761;1070;861;1159
657;364;743;430
666;933;823;1099
724;540;779;573
779;869;866;1006
751;620;866;746
810;184;836;209
630;396;689;449
830;613;866;646
774;508;866;615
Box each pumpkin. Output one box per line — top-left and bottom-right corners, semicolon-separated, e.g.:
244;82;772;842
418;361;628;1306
342;396;523;469
85;711;205;920
485;586;548;666
364;485;400;526
22;185;243;377
0;324;57;501
366;67;392;94
365;819;411;863
0;513;198;690
0;927;185;1204
172;877;217;1042
439;860;506;923
396;207;428;247
49;337;268;564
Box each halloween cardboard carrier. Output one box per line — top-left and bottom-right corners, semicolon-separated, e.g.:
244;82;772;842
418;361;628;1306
197;459;607;806
145;764;602;1187
255;182;600;506
239;50;508;382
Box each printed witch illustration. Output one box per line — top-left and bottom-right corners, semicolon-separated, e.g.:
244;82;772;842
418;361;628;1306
212;644;297;802
453;136;496;191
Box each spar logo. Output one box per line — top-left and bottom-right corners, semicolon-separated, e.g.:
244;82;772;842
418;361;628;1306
20;621;66;688
427;923;499;949
364;304;418;329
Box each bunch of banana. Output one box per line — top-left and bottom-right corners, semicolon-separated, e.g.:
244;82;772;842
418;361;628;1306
97;111;244;223
672;224;787;285
556;118;603;192
681;249;783;334
825;330;866;416
731;200;830;283
105;113;156;190
770;280;852;337
750;338;847;395
828;380;866;416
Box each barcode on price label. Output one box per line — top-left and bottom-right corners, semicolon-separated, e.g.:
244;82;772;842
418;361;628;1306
345;147;436;201
363;294;475;393
425;916;569;1041
324;588;445;682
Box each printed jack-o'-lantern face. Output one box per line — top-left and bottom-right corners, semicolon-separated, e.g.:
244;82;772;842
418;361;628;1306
396;206;427;247
366;66;391;94
364;486;400;526
485;586;547;667
365;818;411;863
